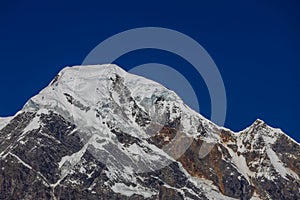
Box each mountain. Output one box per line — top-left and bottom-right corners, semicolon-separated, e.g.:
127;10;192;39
0;64;299;200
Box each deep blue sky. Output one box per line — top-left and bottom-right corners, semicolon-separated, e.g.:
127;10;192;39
0;0;299;142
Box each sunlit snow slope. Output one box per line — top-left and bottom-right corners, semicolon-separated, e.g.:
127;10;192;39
0;64;299;200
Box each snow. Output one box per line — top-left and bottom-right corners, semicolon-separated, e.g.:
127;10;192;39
250;192;262;200
39;132;61;144
226;145;253;183
190;177;237;200
22;64;212;141
19;140;27;145
236;137;246;153
0;116;13;130
273;127;300;145
20;64;217;174
266;148;286;178
127;143;161;161
176;162;237;200
111;183;156;198
266;147;299;180
15;115;41;143
12;64;298;199
59;143;88;169
234;118;300;182
164;136;170;142
79;166;86;174
0;116;41;157
22;115;40;133
8;152;32;169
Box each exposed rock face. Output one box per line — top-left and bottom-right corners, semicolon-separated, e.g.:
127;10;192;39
0;64;299;200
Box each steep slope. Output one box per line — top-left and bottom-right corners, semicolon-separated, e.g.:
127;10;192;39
0;116;12;129
0;64;299;200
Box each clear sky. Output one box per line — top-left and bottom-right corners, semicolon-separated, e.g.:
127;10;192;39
0;0;299;142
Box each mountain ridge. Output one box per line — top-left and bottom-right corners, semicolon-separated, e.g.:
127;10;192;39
0;64;299;200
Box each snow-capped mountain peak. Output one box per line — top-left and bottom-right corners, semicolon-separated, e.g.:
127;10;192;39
0;64;299;200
